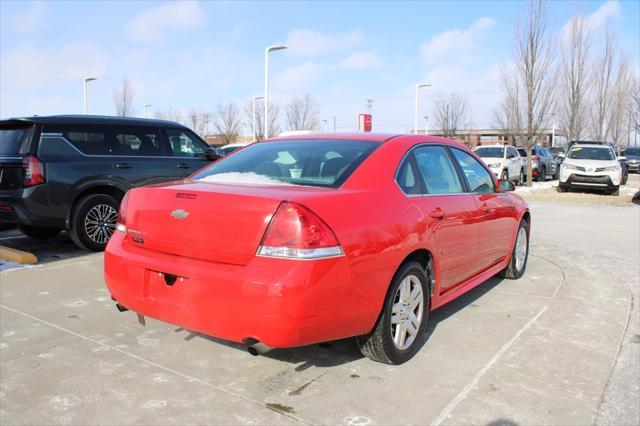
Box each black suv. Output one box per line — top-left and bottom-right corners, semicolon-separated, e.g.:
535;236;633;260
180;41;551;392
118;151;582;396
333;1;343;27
0;115;219;250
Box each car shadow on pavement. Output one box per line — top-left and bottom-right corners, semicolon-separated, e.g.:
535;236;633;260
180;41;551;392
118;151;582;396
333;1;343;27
0;228;88;265
180;276;505;369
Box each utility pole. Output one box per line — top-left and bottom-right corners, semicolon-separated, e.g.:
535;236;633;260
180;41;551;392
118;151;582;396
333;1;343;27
365;99;373;114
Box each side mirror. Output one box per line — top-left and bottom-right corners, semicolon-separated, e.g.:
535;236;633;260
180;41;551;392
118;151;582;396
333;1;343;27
618;156;626;161
203;147;221;161
497;179;515;193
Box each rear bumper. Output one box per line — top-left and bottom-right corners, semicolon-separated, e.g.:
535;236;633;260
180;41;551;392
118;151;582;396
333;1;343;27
0;186;63;228
104;232;377;348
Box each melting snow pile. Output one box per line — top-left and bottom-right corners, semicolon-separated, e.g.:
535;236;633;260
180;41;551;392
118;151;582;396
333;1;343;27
198;172;294;186
515;181;556;193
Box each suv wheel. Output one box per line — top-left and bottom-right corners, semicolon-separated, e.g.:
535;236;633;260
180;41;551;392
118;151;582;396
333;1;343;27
609;187;620;196
17;225;61;239
536;166;546;182
501;169;509;181
69;194;120;251
357;261;430;364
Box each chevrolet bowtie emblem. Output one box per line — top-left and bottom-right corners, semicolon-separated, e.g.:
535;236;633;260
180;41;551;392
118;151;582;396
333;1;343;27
170;209;190;220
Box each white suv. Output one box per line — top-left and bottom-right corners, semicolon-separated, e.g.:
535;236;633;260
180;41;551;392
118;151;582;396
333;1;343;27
559;143;622;195
474;145;525;185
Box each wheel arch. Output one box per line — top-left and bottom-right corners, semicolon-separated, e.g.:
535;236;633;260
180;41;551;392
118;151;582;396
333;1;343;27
66;183;127;229
396;248;436;298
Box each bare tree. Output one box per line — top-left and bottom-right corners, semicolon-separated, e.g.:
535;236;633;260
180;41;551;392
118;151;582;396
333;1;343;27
501;0;557;185
112;77;135;117
589;26;617;141
154;107;184;124
494;66;524;146
607;55;631;146
630;76;640;145
285;95;320;131
432;93;468;139
558;14;592;144
214;102;242;145
186;108;212;138
245;100;281;140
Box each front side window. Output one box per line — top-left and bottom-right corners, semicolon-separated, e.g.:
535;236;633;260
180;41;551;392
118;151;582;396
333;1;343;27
451;148;495;193
193;140;378;188
413;146;463;195
113;128;163;156
166;129;208;157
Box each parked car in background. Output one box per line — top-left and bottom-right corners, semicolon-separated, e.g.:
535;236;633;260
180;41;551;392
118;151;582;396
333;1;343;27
516;146;558;181
621;147;640;173
549;147;566;167
567;140;628;185
559;143;622;195
474;144;525;185
0;115;220;250
105;133;530;365
216;142;250;157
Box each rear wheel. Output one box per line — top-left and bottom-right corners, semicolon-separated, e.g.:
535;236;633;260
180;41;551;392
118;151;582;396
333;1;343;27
518;169;525;186
69;194;119;251
536;167;546;182
499;219;529;280
357;261;430;364
501;169;509;182
609;187;620;196
17;225;60;239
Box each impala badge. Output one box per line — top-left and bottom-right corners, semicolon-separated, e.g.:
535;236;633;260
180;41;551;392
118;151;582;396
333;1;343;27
171;209;190;220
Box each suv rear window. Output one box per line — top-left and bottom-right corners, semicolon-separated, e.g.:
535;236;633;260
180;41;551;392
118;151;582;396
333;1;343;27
0;123;34;155
193;139;379;188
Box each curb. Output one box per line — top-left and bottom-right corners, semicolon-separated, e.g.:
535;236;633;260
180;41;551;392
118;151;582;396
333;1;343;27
0;245;38;265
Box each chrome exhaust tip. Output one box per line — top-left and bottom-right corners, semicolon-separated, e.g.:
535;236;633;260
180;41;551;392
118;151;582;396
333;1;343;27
247;342;271;356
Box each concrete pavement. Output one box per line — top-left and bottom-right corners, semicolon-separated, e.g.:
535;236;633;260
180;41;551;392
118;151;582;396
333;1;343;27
1;202;638;425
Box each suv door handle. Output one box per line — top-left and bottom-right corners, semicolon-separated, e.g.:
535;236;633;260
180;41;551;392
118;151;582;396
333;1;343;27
115;162;131;169
176;162;190;169
429;208;445;219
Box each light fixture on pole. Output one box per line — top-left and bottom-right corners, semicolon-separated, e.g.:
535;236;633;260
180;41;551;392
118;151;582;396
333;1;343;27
414;83;431;135
252;96;264;140
83;77;97;114
144;104;152;118
322;119;328;132
424;115;429;136
264;45;287;138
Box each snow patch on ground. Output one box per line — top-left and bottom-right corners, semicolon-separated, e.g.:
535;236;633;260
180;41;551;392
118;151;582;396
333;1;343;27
0;260;37;272
198;172;294;186
515;181;556;193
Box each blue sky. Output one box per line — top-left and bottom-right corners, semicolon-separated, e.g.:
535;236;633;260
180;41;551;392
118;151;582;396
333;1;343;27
1;0;638;132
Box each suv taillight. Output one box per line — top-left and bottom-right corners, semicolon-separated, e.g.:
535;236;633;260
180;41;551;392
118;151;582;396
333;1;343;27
531;155;540;162
116;191;130;233
257;202;343;259
22;155;45;187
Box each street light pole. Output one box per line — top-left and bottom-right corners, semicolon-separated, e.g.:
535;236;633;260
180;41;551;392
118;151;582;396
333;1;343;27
83;77;97;114
144;104;152;118
424;115;429;136
252;96;264;140
551;112;556;147
414;83;431;135
264;45;287;138
332;116;336;132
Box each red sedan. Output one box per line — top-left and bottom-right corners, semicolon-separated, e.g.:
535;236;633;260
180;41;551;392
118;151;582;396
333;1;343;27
104;134;530;364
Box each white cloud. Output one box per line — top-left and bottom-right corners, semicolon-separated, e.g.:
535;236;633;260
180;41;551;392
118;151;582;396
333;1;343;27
7;1;45;34
285;29;363;56
341;52;382;70
420;17;495;65
125;0;203;43
587;0;622;29
1;42;106;89
274;61;332;92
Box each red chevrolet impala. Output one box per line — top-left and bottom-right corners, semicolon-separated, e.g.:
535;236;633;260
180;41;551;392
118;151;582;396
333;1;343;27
104;134;530;364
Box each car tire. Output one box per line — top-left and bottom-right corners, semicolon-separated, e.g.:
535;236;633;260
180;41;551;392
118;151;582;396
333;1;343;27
518;169;525;186
69;194;120;251
536;167;546;182
17;225;61;239
621;171;628;185
501;169;509;182
609;187;620;196
357;261;430;365
558;184;569;193
499;219;529;280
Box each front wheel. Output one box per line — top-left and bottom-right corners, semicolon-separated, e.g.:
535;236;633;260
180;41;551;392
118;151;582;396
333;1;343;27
518;169;525;186
69;194;120;251
499;219;529;280
357;261;430;364
17;225;61;239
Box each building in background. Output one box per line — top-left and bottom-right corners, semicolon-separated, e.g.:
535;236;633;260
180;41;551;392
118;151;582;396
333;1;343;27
423;128;565;148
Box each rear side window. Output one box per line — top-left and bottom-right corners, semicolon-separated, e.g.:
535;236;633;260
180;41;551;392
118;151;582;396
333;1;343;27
0;123;34;155
65;130;108;155
113;128;164;156
450;148;494;193
193;139;378;188
414;146;463;195
396;157;422;195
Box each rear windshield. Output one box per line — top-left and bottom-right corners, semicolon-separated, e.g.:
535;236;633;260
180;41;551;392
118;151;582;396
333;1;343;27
517;148;527;156
193;139;378;188
474;147;504;158
567;146;615;161
0;123;34;155
622;148;640;157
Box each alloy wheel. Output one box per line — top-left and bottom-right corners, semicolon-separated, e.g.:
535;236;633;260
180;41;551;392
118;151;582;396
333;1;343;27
515;227;528;271
390;275;424;350
84;204;118;244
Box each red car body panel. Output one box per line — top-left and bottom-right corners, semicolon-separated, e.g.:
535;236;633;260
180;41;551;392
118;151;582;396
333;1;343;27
104;134;529;348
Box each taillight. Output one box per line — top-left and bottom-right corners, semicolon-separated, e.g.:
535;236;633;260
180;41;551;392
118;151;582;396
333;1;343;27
116;191;130;233
531;155;540;161
257;202;343;259
22;155;45;187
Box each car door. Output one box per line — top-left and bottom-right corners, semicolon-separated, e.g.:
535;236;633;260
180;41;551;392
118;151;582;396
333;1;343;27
410;145;482;292
449;147;517;271
109;126;176;187
163;128;212;177
506;146;520;178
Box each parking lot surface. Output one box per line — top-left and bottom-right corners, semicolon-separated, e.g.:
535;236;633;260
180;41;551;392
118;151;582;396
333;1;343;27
1;202;638;425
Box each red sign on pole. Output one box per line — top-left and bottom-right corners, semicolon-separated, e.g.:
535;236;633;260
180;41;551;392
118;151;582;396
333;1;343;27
359;114;372;132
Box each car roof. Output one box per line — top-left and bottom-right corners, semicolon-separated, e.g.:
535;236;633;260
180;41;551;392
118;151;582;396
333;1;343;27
570;143;612;149
475;144;507;148
268;133;463;145
3;115;188;128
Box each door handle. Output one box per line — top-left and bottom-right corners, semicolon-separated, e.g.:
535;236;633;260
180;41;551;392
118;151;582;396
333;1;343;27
479;203;493;213
115;162;131;169
176;163;190;169
429;208;445;220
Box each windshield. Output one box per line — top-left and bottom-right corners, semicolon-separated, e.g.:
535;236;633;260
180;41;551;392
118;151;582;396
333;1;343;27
0;124;34;155
517;148;527;157
622;148;640;157
474;147;504;158
193;139;379;188
567;146;615;161
218;145;243;156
